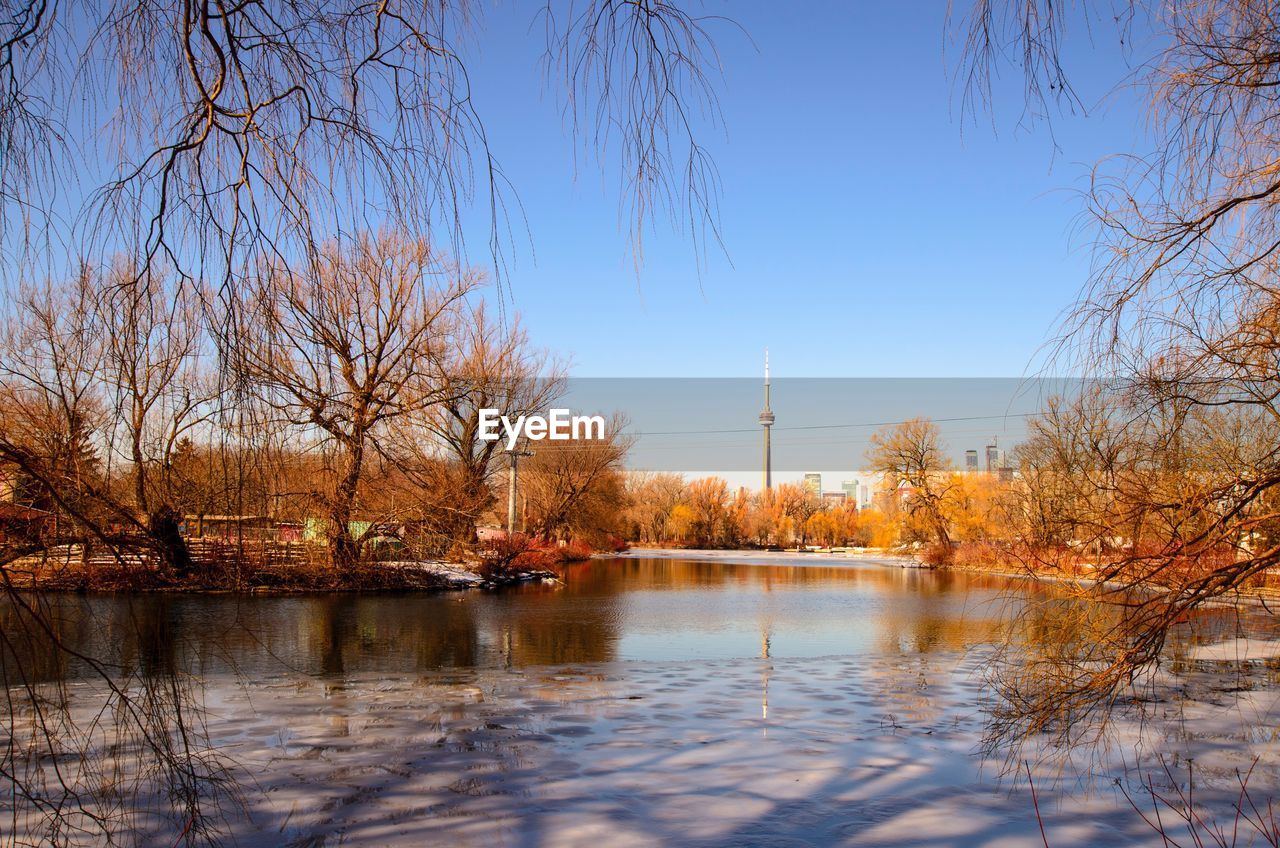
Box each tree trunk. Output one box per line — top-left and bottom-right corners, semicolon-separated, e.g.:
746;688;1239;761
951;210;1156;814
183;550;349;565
445;466;488;546
328;442;364;570
148;504;193;579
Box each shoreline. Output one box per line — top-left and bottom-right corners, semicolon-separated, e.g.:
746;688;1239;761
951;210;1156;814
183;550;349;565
1;557;563;596
610;546;918;568
9;543;1277;611
613;547;1280;611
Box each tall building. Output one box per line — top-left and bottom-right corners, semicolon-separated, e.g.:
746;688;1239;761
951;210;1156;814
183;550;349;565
965;450;979;473
759;349;775;490
985;438;1000;474
803;472;822;495
841;479;858;503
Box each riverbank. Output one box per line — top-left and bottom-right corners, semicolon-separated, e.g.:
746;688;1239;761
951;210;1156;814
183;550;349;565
941;548;1280;608
1;544;563;594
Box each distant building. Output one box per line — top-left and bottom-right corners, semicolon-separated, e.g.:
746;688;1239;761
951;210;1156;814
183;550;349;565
821;491;847;506
803;473;822;496
476;525;506;542
985;440;1001;474
965;450;979;473
997;466;1015;483
839;471;885;511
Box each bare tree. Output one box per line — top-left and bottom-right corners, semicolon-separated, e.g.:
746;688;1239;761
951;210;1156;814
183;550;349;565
775;482;824;545
1012;390;1131;551
623;471;686;543
407;301;566;545
543;0;732;266
0;4;739;841
96;264;217;575
522;414;631;544
684;475;731;546
953;0;1280;752
0;269;111;533
235;232;478;570
2;262;219;574
0;271;237;846
0;2;733;293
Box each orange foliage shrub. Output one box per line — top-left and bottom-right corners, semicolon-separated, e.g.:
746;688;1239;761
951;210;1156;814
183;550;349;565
948;540;1004;569
919;541;954;567
477;535;600;578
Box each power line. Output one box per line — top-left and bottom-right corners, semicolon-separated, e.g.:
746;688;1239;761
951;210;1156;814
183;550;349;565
627;412;1040;438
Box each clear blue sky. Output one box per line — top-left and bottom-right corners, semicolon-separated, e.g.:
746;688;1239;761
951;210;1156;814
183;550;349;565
456;1;1150;379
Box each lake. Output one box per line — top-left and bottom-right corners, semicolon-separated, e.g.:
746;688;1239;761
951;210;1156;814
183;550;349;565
5;551;1279;846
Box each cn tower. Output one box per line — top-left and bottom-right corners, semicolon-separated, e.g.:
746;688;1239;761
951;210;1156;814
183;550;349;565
759;349;775;490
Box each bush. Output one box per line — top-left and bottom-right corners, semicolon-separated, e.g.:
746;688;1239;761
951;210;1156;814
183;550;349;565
558;540;593;562
476;533;537;579
919;540;955;567
949;540;1006;569
945;541;1091;576
475;535;599;578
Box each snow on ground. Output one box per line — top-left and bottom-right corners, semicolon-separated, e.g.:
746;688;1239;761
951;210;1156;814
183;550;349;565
379;560;486;585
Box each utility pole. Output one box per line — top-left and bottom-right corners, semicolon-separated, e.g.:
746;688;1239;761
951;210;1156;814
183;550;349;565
506;447;535;535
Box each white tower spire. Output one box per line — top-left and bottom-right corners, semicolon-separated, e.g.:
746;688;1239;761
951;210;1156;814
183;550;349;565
759;348;775;490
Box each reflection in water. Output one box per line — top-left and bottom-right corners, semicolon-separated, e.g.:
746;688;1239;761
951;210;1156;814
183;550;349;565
760;618;773;729
5;556;1280;847
2;556;1275;689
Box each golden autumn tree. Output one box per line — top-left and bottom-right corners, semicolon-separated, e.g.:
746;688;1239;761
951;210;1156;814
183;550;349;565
867;418;954;549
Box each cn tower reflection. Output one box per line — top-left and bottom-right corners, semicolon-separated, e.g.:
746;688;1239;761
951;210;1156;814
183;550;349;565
760;623;772;728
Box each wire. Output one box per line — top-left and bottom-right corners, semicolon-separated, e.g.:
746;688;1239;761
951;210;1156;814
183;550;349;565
626;412;1040;437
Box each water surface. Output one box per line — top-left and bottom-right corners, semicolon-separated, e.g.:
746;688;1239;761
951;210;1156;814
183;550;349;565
5;553;1278;847
4;554;1096;679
